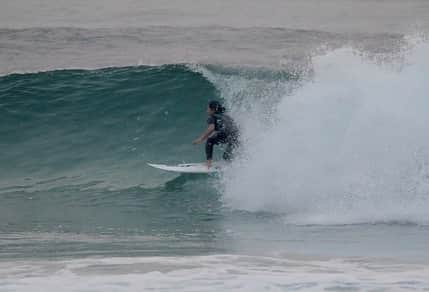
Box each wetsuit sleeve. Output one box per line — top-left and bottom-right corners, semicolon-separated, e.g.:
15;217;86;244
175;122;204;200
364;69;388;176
207;116;215;125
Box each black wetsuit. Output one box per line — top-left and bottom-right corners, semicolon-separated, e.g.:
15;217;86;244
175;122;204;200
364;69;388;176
205;113;239;161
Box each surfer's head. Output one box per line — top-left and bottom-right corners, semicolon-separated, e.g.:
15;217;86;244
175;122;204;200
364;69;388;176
208;100;225;115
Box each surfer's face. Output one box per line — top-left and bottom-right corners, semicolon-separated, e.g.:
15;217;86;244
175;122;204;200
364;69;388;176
207;106;215;115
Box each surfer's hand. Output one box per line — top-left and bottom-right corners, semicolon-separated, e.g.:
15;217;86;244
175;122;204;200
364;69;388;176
192;138;202;144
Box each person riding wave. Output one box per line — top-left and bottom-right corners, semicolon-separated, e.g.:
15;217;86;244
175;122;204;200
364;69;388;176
192;100;239;168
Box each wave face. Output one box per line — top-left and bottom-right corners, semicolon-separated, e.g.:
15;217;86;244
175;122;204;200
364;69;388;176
0;65;228;251
220;40;429;225
0;65;217;191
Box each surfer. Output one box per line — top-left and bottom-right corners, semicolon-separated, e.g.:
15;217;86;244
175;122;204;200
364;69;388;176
193;100;239;168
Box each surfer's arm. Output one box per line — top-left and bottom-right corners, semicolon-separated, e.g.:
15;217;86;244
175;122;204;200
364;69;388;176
193;124;215;144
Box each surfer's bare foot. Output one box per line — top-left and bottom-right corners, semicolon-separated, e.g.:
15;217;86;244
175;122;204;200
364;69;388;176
207;160;212;169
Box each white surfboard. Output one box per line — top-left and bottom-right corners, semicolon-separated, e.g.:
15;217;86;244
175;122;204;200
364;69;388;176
147;162;223;174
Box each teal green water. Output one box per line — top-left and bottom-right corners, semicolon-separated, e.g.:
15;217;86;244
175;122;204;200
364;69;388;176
0;65;227;257
1;65;216;178
2;63;429;263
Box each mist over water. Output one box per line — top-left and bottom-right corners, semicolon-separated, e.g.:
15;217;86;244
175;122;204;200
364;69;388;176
218;40;429;225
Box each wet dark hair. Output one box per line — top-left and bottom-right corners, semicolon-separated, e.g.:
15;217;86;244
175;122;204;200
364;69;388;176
208;100;226;114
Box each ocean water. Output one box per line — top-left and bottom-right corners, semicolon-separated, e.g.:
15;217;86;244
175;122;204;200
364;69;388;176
1;1;429;291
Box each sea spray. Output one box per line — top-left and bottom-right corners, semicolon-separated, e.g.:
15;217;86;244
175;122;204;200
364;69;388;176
214;40;429;225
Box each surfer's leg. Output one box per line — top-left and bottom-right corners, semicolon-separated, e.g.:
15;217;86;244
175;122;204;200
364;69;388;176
205;132;226;160
205;138;215;160
206;134;220;160
222;135;239;161
223;143;233;161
